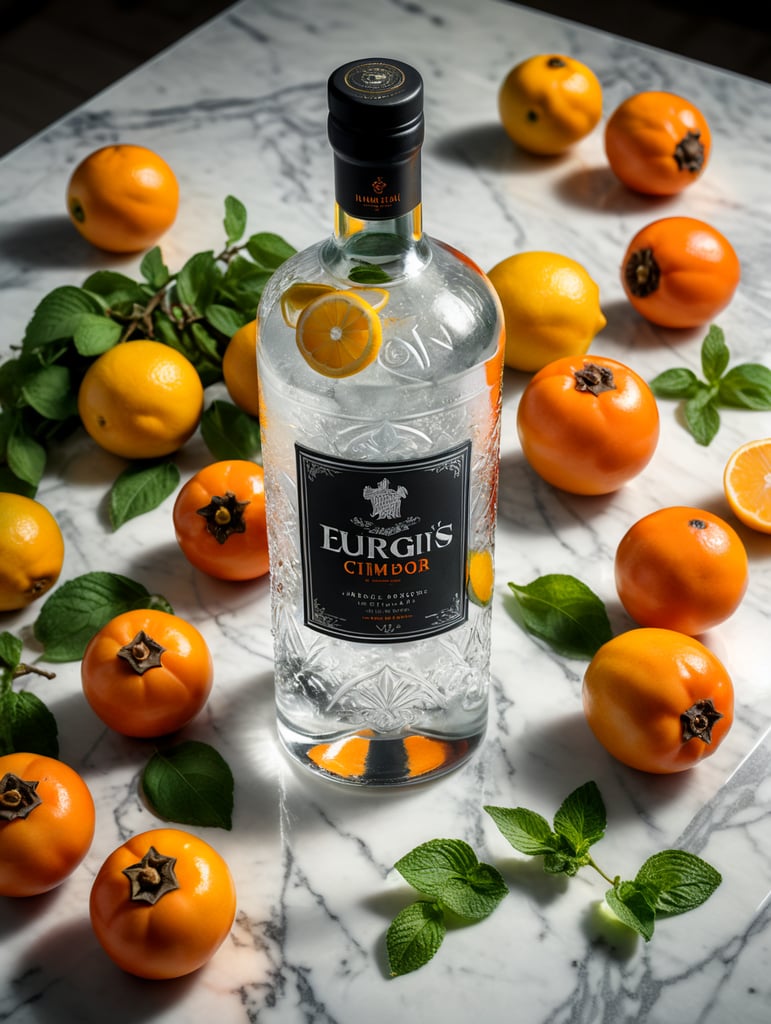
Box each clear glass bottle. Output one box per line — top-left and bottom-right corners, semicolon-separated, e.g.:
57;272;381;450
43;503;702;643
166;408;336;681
257;58;504;786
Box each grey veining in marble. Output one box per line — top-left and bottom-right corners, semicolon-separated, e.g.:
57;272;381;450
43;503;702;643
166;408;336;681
1;0;770;1021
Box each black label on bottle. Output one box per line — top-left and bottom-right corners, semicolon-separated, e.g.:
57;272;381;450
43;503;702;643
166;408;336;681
334;152;421;220
296;442;471;643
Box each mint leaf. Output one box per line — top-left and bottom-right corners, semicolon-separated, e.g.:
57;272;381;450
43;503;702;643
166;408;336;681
142;740;234;829
205;303;247;338
348;264;392;284
176;250;219;315
0;630;23;672
245;232;296;270
553;781;606;855
700;324;730;382
484;805;558;856
718;364;771;409
20;364;77;421
395;838;478;899
507;574;612;659
1;689;59;757
440;861;508;921
684;388;720;446
72;312;122;356
33;571;173;661
201;399;261;460
635;849;721;916
386;901;446;977
108;461;181;529
223;195;248;245
649;366;700;399
605;881;656;941
140;247;171;289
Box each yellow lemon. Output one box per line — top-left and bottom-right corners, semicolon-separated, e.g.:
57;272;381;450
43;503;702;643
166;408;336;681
487;251;606;373
295;290;382;378
467;549;494;607
0;493;65;611
222;319;260;418
281;282;389;327
723;438;771;534
77;340;204;459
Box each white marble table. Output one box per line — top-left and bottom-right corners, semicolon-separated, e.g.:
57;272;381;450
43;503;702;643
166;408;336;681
1;1;770;1021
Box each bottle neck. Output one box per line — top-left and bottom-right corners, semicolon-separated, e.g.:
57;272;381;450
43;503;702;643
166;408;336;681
324;151;430;281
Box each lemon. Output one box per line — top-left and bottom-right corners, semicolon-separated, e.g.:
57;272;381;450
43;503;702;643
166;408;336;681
295;290;383;378
0;493;65;611
467;549;494;606
487;251;607;373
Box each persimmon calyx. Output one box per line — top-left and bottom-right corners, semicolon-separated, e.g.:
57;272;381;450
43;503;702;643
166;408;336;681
681;698;724;744
624;247;660;298
674;131;705;173
573;363;617;396
123;845;179;904
196;491;250;544
0;772;42;821
118;630;166;674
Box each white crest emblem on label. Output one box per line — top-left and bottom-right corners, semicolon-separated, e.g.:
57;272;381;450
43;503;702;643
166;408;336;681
363;478;407;519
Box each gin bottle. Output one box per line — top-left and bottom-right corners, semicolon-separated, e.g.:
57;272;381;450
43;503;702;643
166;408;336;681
257;58;504;786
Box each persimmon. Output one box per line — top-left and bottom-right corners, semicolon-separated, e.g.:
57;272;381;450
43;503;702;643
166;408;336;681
614;506;748;635
172;459;269;580
81;608;214;737
90;827;236;979
583;628;734;773
0;753;95;897
605;91;711;195
621;217;740;329
516;355;660;495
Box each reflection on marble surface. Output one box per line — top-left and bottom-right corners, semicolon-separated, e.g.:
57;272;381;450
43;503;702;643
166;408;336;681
1;0;770;1021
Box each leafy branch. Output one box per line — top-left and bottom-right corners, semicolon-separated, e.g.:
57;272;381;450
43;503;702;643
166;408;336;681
649;324;771;445
0;196;295;498
0;630;58;757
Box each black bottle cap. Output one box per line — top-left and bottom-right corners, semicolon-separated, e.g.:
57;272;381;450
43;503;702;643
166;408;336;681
327;58;424;162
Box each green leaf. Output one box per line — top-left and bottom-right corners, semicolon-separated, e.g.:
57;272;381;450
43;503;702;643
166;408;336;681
6;427;46;487
82;271;148;313
543;839;585;877
219;255;272;313
395;838;478;899
205;303;248;339
0;631;23;673
718;364;771;409
142;740;234;830
386;901;446;977
0;689;59;757
33;571;173;662
176;250;219;315
223;195;248;245
348;264;392;284
439;861;508;921
553;781;606;856
684;389;720;446
484;805;558;856
700;324;730;383
140;247;171;289
22;286;101;349
605;881;656;941
635;849;721;917
200;400;261;460
507;574;612;659
72;313;122;356
245;232;296;270
649;366;700;399
20;364;77;420
108;461;181;530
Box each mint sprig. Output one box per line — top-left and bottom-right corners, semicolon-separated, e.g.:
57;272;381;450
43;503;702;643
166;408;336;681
485;782;721;943
387;838;508;976
0;630;58;757
649;324;771;445
507;574;612;660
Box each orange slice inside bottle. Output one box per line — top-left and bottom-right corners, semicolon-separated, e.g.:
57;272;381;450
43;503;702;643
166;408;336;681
281;282;389;327
295;290;383;378
467;548;494;606
723;437;771;534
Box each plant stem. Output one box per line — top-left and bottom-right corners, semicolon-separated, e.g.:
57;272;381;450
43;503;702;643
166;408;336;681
587;856;616;886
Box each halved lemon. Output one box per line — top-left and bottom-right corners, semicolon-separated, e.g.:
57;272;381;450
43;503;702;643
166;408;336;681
467;548;494;606
723;438;771;534
296;290;383;378
281;282;389;327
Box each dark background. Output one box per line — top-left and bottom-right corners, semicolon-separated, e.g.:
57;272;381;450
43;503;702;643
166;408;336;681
1;0;769;157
